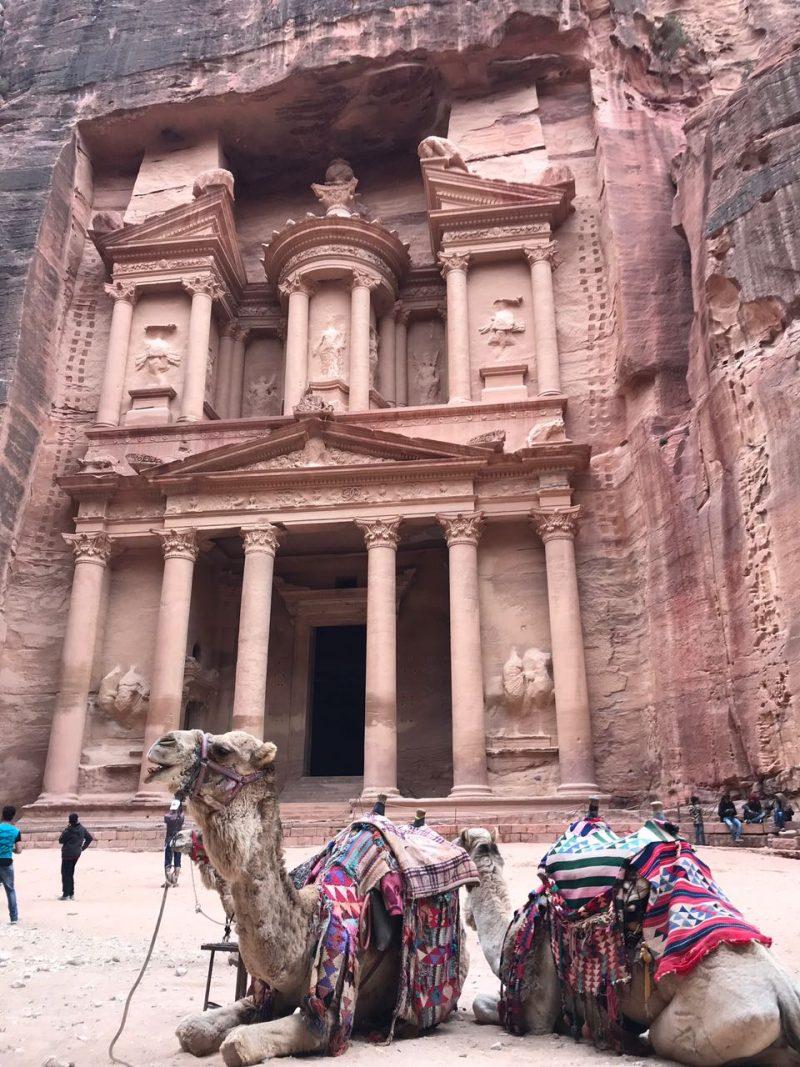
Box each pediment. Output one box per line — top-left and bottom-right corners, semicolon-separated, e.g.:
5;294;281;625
144;418;492;485
425;170;571;214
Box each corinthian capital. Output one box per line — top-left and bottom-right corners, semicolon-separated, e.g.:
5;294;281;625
182;274;226;300
104;280;138;305
63;532;112;565
351;269;380;292
523;241;560;271
437;250;471;277
241;524;281;555
530;505;580;542
156;528;199;560
278;273;315;299
355;517;402;549
393;301;411;326
230;324;250;343
437;511;485;546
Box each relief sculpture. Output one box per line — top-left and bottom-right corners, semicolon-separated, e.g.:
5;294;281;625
96;665;150;727
313;321;346;378
486;646;556;740
369;325;379;388
135;325;181;379
479;297;526;348
244;374;280;416
414;349;441;404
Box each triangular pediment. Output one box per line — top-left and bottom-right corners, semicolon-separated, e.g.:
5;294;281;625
425;170;571;214
144;418;492;485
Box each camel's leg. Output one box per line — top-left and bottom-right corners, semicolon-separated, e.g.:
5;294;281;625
220;1014;326;1067
473;992;501;1025
176;997;256;1056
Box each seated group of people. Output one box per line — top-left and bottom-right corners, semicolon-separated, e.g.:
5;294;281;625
687;792;794;844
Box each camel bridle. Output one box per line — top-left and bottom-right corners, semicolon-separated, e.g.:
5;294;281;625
178;733;270;804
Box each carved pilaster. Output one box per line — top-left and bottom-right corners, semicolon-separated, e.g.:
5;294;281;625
437;511;485;546
63;532;112;566
104;280;138;305
355;517;402;549
279;273;315;299
155;528;199;560
182;274;226;300
530;506;581;542
351;269;380;291
241;524;281;556
523;241;560;271
437;250;471;277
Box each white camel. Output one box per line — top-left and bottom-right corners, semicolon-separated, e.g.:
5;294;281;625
458;827;800;1066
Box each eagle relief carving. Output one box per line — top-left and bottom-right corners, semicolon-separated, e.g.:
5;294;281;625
135;324;181;379
479;297;526;349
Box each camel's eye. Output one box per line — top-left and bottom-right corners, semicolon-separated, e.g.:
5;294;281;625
210;742;233;759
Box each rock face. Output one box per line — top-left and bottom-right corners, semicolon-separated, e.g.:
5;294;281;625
1;0;799;805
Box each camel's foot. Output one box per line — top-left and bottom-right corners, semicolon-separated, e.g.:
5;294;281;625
176;998;255;1056
473;993;501;1026
220;1015;325;1066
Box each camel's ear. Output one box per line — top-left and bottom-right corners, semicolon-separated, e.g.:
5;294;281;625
490;826;499;844
252;741;277;768
455;828;471;851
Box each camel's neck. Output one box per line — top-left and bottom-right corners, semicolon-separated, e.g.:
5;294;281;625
192;783;317;990
470;860;514;978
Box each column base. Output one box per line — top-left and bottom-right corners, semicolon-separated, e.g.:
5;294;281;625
30;791;80;806
176;414;202;424
537;388;563;397
449;784;493;799
359;787;401;803
556;781;600;796
447;396;472;406
133;788;174;804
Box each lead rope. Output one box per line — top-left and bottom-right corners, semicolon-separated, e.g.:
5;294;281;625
188;851;228;928
108;882;171;1066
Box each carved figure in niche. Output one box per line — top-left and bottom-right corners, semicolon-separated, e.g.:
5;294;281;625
293;388;334;416
135;325;181;379
369;325;379;388
479;297;526;348
417;136;470;173
414;349;441;404
486;646;555;739
244;374;280;416
313;321;346;377
97;665;150;727
525;413;566;445
311;159;360;218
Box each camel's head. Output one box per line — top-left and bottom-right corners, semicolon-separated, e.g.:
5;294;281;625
146;729;278;811
456;826;504;877
171;828;194;855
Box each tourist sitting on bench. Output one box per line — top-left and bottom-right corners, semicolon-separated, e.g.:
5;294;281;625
742;795;766;824
718;793;743;842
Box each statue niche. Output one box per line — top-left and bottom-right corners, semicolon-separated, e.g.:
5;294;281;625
134;325;180;380
414;349;441;405
479;297;526;349
486;646;556;740
96;665;150;727
313;320;347;379
243;373;280;417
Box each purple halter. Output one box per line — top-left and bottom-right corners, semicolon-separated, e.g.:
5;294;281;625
186;733;269;804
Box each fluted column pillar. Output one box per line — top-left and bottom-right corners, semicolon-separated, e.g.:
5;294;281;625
356;517;401;797
96;281;138;428
531;507;597;793
438;512;491;796
40;533;112;799
349;270;379;411
231;525;280;737
438;251;472;404
180;275;223;423
394;303;409;406
280;274;314;414
226;325;249;419
524;242;561;396
377;307;396;403
215;323;236;418
138;529;199;793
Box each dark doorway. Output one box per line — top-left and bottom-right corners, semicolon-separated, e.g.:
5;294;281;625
308;624;366;776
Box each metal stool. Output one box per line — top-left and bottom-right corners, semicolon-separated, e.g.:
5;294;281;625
200;941;249;1010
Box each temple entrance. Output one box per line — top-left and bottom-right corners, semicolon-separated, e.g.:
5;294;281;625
308;624;367;776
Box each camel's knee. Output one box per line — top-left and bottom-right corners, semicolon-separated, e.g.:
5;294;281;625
473;992;501;1026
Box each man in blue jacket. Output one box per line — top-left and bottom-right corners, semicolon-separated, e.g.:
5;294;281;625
0;805;22;923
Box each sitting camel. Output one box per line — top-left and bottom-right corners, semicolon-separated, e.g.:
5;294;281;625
458;826;800;1067
147;729;471;1066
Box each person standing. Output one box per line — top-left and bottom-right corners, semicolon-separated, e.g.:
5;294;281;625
687;796;706;846
58;812;93;900
0;805;22;924
718;792;743;843
162;799;185;887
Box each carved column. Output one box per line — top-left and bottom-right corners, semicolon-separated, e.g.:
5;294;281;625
438;512;491;796
394;303;409;406
40;533;112;799
438;251;472;404
214;323;236;418
180;275;223;423
280;274;313;414
524;242;561;395
231;525;280;737
349;269;379;412
356;517;401;797
138;529;199;793
226;325;249;419
377;307;396;403
96;281;138;428
530;507;597;793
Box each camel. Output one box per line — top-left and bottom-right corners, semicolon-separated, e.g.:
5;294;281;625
172;827;236;923
458;826;800;1067
146;729;469;1066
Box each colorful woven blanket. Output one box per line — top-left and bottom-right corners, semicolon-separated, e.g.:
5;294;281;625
298;815;477;1056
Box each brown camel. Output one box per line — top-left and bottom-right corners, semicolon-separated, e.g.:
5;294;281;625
146;729;465;1066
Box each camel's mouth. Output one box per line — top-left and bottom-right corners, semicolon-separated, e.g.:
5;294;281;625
144;761;172;783
145;737;185;785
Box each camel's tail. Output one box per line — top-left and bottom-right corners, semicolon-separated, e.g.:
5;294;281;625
778;982;800;1055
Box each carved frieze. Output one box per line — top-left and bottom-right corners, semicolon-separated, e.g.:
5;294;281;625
441;225;548;243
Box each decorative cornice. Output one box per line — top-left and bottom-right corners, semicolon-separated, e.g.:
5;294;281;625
182;274;226;300
530;505;580;542
355;516;402;549
155;528;199;560
523;241;560;271
278;273;315;299
64;532;112;565
351;268;380;291
437;250;471;277
437;511;485;546
104;280;138;305
241;524;281;555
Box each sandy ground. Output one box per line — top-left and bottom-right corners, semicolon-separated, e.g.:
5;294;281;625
2;843;799;1067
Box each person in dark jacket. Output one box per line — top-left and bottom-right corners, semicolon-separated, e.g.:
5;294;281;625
162;799;185;887
742;795;766;824
718;793;743;843
58;812;93;900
